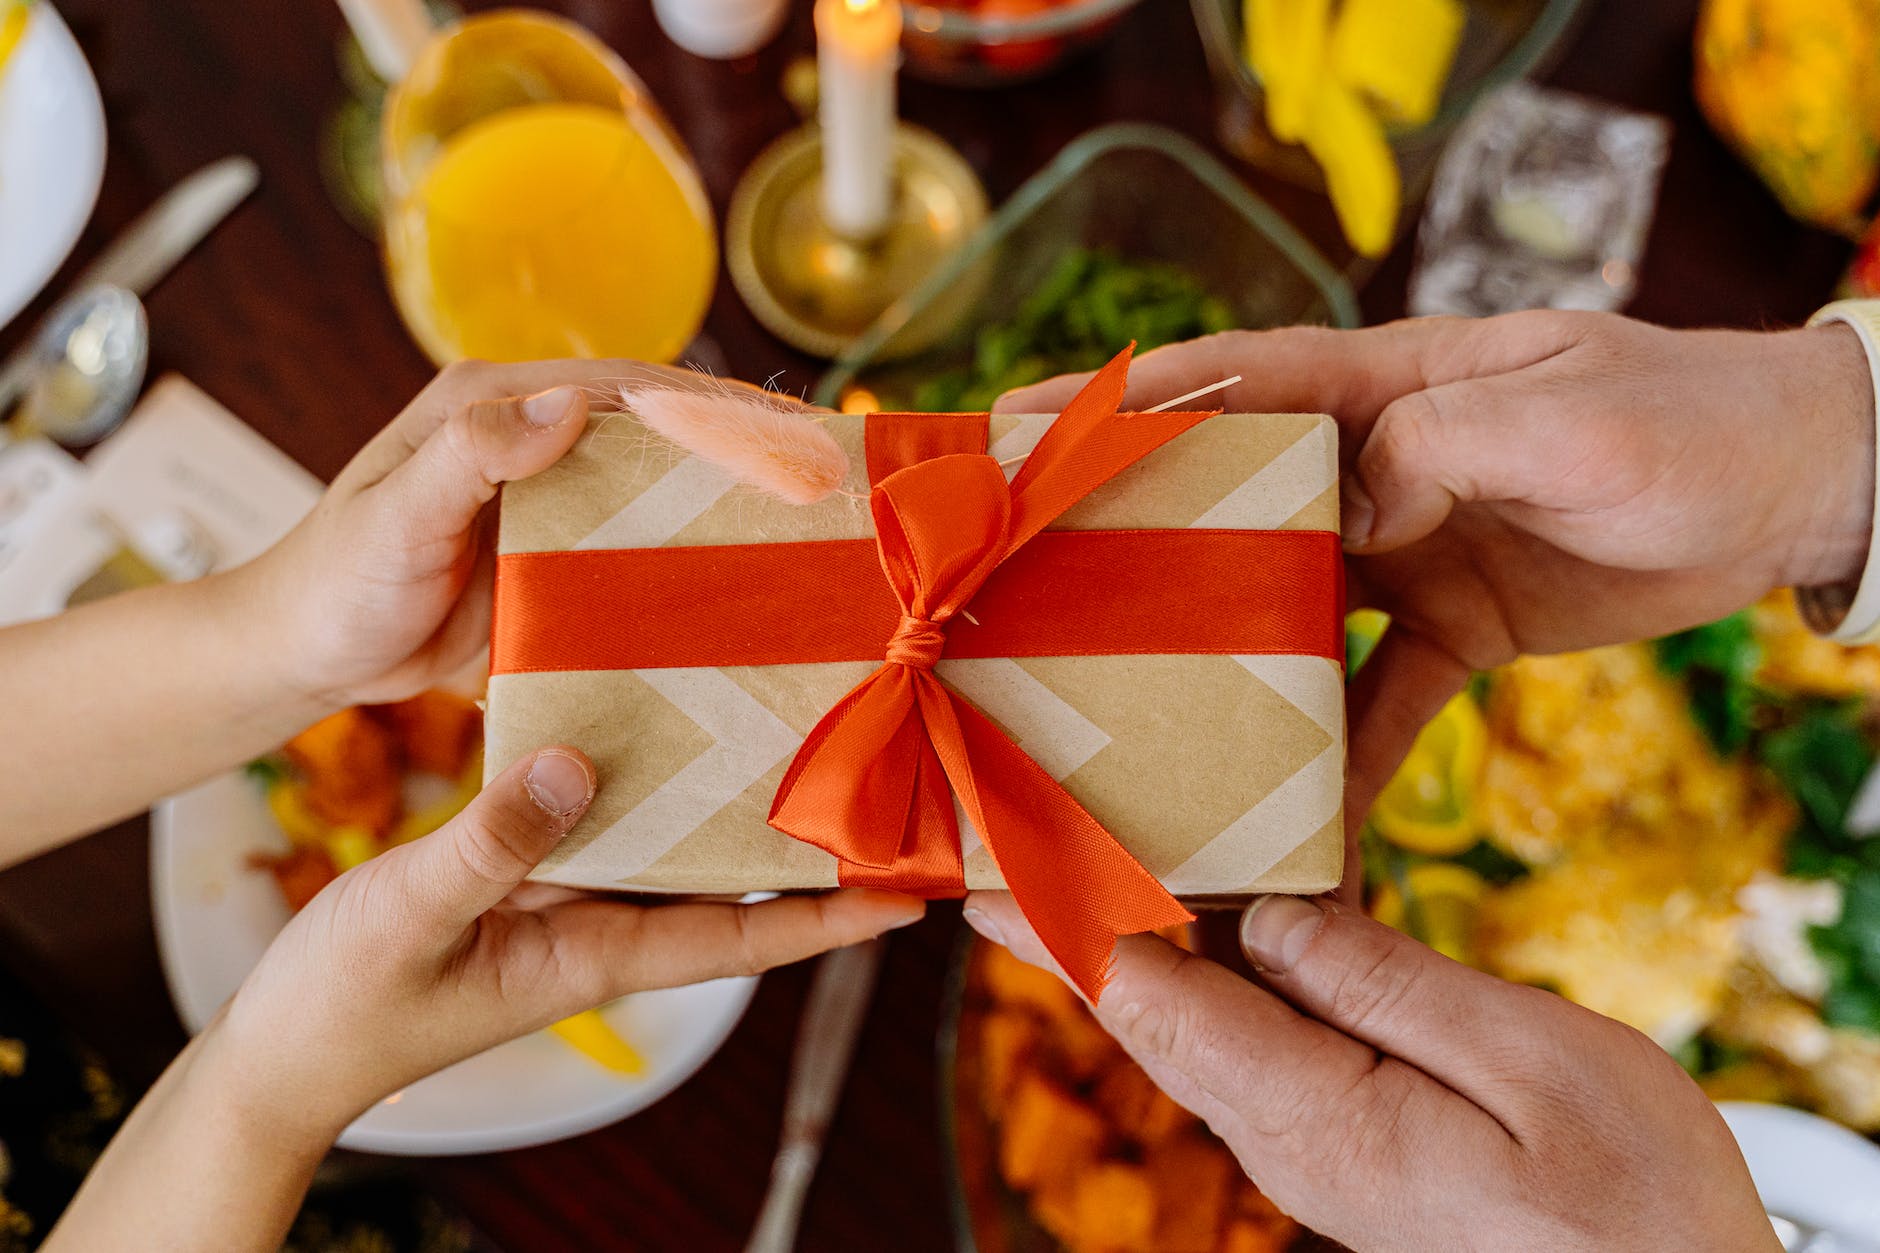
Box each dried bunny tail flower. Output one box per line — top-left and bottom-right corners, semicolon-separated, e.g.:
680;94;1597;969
611;381;851;506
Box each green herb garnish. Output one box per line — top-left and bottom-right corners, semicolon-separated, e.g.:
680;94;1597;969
1757;699;1880;1032
1654;612;1764;754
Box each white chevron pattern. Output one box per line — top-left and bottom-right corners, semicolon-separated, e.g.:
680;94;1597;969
938;657;1114;858
1159;655;1344;893
576;454;737;550
555;667;803;880
988;415;1053;478
936;658;1112;779
1190;424;1334;530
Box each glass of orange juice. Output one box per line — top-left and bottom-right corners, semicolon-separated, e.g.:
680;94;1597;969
380;9;716;364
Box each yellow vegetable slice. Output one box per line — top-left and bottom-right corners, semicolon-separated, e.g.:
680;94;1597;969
550;1008;647;1077
1370;863;1487;963
1245;0;1329;144
393;791;472;845
325;826;380;872
265;780;328;848
1330;0;1465;129
1303;77;1401;258
1346;607;1390;670
1370;692;1486;856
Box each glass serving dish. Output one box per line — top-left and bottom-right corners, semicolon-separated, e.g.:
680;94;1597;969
900;0;1144;87
813;123;1359;410
1188;0;1588;253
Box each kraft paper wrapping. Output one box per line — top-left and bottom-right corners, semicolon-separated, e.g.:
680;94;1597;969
487;410;1345;897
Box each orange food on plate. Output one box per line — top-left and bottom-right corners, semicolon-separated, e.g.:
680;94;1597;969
377;689;483;777
283;707;402;835
258;692;484;912
265;846;341;912
972;942;1305;1252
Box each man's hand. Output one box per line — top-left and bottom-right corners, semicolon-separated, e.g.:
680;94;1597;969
963;891;1777;1252
999;312;1876;840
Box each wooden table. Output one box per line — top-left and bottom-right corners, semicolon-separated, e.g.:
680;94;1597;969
0;0;1857;1248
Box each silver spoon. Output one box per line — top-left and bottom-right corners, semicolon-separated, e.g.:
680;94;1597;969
4;284;148;448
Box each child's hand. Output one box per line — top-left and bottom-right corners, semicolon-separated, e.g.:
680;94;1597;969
201;744;925;1147
47;749;922;1253
253;360;726;709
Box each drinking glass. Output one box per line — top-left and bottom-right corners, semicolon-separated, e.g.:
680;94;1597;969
380;9;716;364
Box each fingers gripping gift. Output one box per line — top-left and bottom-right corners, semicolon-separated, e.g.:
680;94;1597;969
485;349;1345;999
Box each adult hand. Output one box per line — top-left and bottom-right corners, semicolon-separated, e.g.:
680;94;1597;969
998;312;1876;835
962;891;1776;1252
208;745;925;1144
250;359;779;708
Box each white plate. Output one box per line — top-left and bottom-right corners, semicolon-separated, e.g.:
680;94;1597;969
1718;1101;1880;1240
152;771;758;1156
0;4;107;331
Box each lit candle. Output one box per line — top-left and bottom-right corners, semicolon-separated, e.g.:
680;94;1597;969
815;0;902;239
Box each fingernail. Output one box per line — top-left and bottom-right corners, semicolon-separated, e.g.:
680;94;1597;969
522;386;580;427
525;750;593;816
962;906;1006;947
1240;895;1324;974
1341;480;1375;549
885;907;925;931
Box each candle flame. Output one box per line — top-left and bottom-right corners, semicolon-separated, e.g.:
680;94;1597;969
844;0;881;12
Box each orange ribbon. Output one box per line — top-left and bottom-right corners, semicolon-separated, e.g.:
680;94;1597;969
769;349;1224;999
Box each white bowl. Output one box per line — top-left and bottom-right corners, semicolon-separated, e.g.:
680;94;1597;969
0;5;107;330
152;771;758;1155
1718;1100;1880;1241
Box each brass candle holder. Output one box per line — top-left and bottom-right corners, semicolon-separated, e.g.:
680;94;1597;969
726;122;987;360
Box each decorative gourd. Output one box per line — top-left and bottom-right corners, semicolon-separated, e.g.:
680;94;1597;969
1695;0;1880;232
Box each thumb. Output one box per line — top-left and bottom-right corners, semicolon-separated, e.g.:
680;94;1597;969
364;385;588;557
961;888;1480;1231
1345;373;1545;553
1239;895;1576;1105
391;746;597;931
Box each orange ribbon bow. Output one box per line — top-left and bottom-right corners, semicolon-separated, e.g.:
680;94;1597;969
768;348;1205;1000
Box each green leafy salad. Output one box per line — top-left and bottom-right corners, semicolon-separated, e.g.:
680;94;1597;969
911;250;1237;413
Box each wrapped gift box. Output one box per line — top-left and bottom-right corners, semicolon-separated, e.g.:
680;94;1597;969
485;392;1346;903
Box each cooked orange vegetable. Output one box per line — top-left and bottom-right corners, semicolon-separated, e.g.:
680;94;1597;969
379;689;483;777
261;846;339;912
1000;1071;1108;1196
980;1009;1042;1107
1147;1134;1237;1253
283;707;402;836
974;943;1301;1251
1061;1161;1157;1252
259;692;488;908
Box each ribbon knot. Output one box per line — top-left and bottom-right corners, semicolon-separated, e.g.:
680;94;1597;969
768;346;1203;1002
885;615;946;669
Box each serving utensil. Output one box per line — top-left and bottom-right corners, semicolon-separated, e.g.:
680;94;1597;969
744;938;886;1253
0;155;258;437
